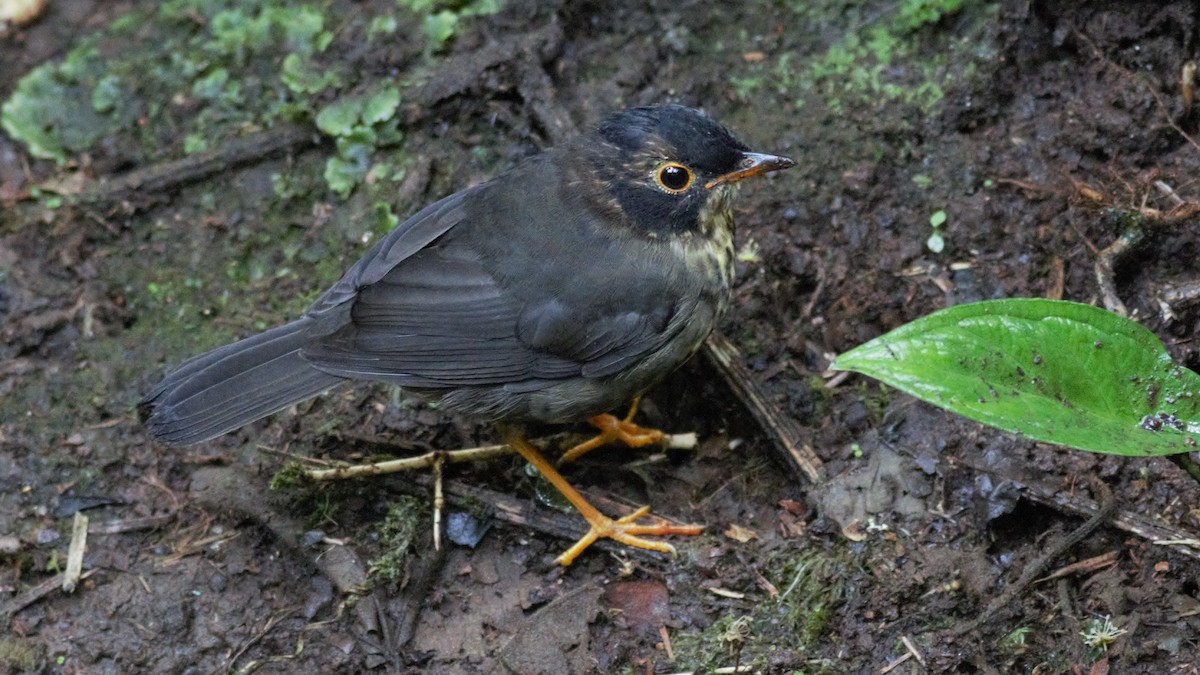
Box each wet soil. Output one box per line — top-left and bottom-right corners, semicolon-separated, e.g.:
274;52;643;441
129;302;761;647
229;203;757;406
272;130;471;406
2;1;1200;673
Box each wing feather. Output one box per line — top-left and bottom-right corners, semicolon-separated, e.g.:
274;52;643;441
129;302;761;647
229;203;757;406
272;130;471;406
301;159;690;392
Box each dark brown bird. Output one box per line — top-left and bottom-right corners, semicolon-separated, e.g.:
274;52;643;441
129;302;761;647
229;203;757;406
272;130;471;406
140;104;794;564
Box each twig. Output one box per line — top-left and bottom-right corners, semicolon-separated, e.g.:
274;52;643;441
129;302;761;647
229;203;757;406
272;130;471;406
1074;29;1200;156
1035;550;1120;584
899;635;925;667
800;258;827;319
62;511;88;593
1153;179;1186;207
667;662;758;667
879;651;913;674
432;454;444;551
1094;227;1144;316
305;444;513;481
703;331;824;483
218;606;300;675
658;625;675;661
87;512;177;535
302;432;698;482
67;124;319;209
0;569;98;625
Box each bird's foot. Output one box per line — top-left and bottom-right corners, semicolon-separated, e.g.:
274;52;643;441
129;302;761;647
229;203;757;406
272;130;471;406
505;430;701;566
557;397;666;465
555;505;703;566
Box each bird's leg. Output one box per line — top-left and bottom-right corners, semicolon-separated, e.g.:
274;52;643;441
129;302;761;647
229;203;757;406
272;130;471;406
505;430;702;566
557;397;667;466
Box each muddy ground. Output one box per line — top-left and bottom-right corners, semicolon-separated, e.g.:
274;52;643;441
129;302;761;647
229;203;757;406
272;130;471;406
2;0;1200;673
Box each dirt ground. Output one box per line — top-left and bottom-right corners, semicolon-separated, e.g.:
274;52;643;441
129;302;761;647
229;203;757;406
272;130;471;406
3;0;1200;673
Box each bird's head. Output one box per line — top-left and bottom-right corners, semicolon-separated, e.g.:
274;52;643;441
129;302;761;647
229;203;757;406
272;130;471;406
589;105;794;238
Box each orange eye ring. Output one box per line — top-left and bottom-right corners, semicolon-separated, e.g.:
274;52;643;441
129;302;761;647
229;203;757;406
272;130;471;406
654;162;695;194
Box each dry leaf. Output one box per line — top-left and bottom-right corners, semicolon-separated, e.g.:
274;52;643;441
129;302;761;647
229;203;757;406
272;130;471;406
724;523;759;543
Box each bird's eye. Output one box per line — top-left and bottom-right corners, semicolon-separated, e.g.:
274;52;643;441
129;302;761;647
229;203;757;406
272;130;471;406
654;162;694;194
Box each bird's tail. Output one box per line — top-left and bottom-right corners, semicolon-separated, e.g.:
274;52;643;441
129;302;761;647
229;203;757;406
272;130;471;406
139;318;344;446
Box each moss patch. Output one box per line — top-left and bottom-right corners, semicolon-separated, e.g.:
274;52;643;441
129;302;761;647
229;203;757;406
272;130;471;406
729;0;997;117
672;545;851;671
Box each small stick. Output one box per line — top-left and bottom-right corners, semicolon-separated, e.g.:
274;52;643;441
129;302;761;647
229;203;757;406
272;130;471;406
1153;179;1186;207
959;456;1200;561
658;625;675;661
1;569;97;621
703;331;824;483
899;635;925;667
88;512;177;535
71;125;318;208
1094;228;1144;316
879;651;912;674
62;511;89;593
303;433;698;482
1036;550;1120;584
305;444;513;481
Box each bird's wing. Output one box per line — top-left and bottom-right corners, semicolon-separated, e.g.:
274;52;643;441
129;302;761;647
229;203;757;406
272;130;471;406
299;181;692;389
304;190;470;317
301;236;692;389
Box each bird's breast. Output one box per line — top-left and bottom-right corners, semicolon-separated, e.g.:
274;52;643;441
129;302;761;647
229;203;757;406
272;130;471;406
690;189;737;317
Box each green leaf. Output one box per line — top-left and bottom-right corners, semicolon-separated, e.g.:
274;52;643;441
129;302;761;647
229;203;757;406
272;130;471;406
424;10;459;46
1;59;111;162
315;98;362;137
831;299;1200;456
274;5;326;55
191;67;231;100
362;86;400;126
91;74;123;113
369;16;399;36
324;147;370;198
280;54;340;95
925;231;944;253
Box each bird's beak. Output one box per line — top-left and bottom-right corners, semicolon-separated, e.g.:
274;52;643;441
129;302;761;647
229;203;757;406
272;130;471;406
705;152;796;189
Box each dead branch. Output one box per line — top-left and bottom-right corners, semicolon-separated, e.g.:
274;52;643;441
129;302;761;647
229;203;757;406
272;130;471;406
703;331;824;484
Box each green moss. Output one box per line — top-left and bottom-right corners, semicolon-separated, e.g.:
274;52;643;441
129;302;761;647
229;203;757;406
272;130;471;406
672;546;851;670
310;491;341;525
1;0;344;165
0;52;125;162
397;0;502;50
314;85;405;196
856;379;892;427
269;462;312;491
730;0;995;118
0;637;40;672
367;496;427;587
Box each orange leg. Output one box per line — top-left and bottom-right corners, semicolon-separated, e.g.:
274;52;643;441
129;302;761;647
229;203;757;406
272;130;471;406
557;397;666;466
505;430;702;566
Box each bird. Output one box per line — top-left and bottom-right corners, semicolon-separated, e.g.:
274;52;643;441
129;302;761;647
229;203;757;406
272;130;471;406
139;104;795;565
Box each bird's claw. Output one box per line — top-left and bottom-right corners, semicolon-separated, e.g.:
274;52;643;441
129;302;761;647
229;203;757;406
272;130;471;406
554;504;703;566
558;398;667;465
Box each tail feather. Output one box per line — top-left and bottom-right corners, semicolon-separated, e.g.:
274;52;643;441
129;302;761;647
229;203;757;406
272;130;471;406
139;319;345;446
